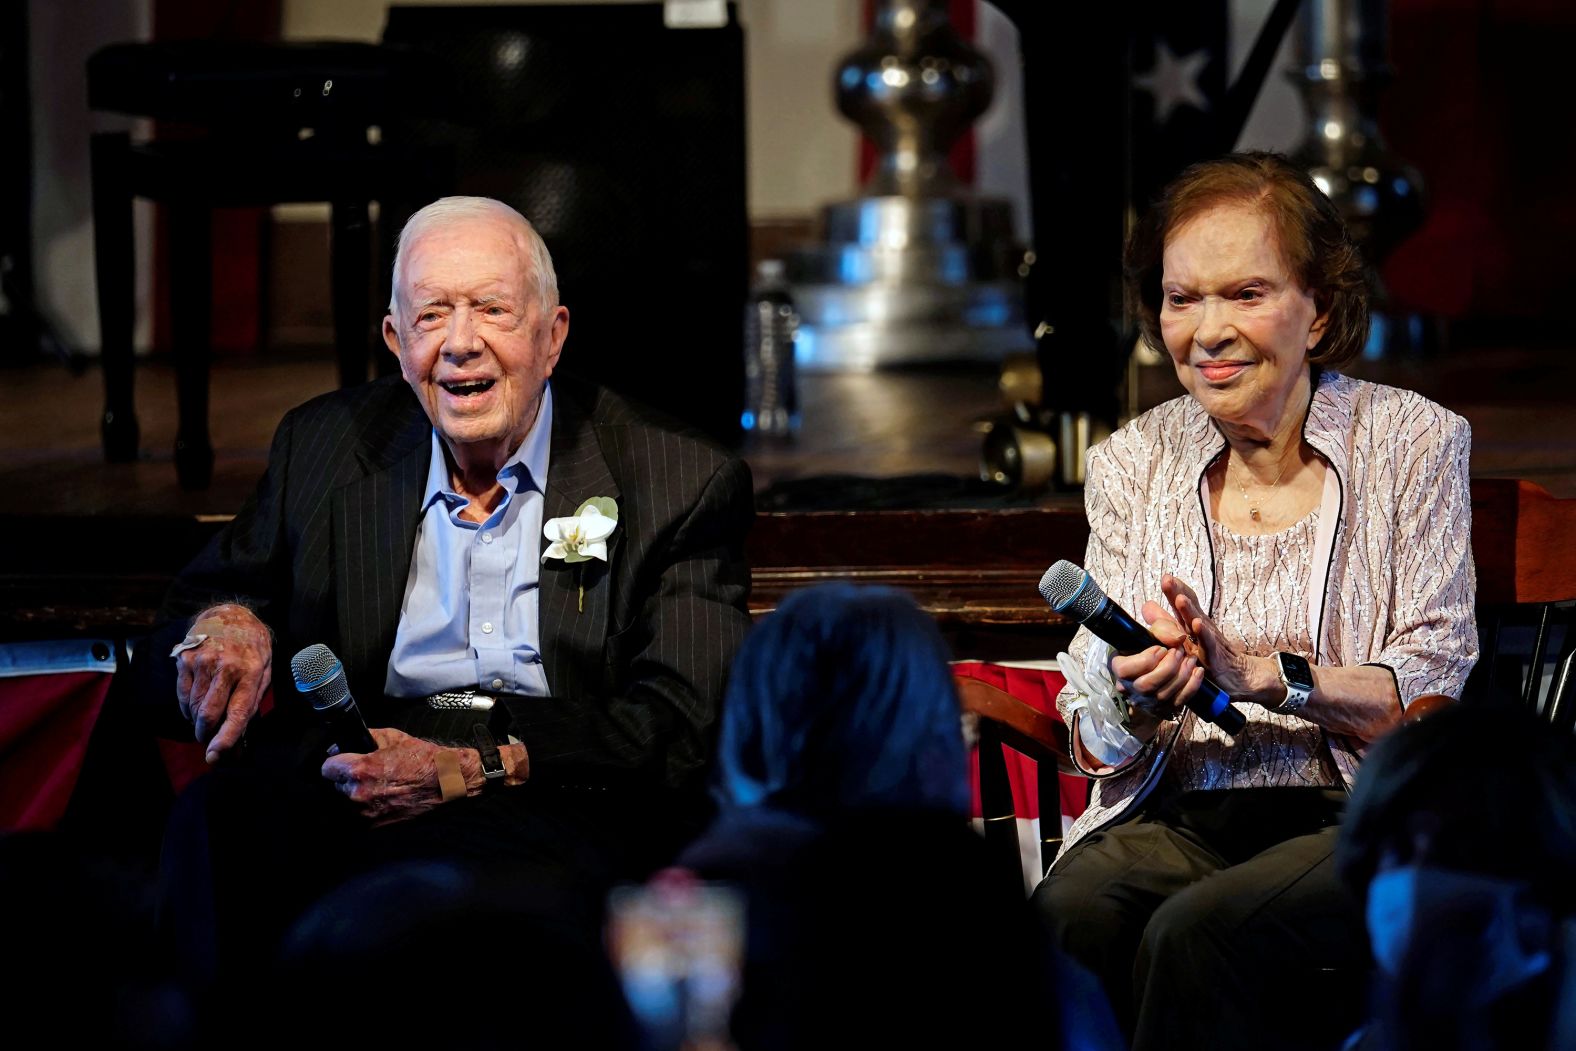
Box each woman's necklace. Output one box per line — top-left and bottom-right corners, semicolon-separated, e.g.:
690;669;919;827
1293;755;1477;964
1231;452;1292;522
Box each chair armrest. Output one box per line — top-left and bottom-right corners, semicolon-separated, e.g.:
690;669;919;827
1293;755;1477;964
1404;693;1456;722
955;676;1077;775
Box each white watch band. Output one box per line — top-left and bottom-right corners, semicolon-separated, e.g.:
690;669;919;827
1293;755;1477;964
1274;654;1314;715
1277;680;1312;714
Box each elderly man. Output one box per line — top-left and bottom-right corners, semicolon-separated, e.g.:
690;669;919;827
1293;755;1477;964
136;197;753;972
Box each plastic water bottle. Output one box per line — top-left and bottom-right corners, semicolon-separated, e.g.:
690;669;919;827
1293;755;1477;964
742;260;799;437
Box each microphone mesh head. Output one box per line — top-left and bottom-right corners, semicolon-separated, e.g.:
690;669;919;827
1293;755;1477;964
1038;560;1106;620
290;644;348;710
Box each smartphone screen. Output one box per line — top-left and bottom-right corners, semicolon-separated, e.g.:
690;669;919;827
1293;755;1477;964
607;874;746;1051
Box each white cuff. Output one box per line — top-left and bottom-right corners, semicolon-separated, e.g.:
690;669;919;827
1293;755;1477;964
1057;650;1143;768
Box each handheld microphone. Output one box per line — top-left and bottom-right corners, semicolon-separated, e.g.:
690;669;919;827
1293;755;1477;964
1039;560;1247;736
290;644;379;754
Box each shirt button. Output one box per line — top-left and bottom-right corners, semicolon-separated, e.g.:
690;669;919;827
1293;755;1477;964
482;532;493;544
491;678;504;689
481;622;494;634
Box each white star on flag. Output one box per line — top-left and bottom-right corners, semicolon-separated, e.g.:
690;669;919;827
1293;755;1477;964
1134;42;1210;125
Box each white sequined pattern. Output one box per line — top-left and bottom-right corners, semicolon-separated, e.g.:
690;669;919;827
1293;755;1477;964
1173;511;1337;791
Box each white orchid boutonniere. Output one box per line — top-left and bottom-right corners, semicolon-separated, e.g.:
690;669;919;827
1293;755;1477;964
542;497;618;612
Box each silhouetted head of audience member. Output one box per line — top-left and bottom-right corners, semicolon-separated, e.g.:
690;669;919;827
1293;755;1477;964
667;584;1115;1051
270;860;639;1050
1337;703;1576;1050
714;583;968;818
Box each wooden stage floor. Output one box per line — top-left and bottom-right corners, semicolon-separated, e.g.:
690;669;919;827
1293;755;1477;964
3;343;1574;520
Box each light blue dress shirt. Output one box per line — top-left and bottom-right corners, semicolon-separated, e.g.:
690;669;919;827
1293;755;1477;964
384;384;554;698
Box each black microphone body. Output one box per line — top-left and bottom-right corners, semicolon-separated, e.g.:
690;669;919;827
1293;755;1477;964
315;698;379;755
291;644;378;754
1040;561;1248;736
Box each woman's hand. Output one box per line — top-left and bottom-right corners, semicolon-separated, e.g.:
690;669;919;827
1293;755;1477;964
1109;573;1285;720
320;728;473;826
1110;575;1406;739
1108;599;1206;723
1160;574;1281;705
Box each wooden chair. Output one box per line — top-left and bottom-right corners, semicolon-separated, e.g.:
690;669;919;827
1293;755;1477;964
955;674;1076;896
1468;479;1576;731
1402;692;1455;723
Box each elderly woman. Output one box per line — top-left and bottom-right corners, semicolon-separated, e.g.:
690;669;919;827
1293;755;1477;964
1031;152;1477;1051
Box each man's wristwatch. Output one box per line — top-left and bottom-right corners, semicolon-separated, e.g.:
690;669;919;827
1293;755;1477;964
472;725;506;787
1271;652;1315;715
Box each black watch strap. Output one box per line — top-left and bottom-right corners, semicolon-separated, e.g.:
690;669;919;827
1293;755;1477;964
472;724;506;784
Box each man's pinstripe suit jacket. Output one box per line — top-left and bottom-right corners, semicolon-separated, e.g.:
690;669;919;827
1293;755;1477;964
140;374;755;792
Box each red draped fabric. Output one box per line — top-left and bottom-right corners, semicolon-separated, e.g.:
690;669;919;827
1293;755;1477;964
5;659;1086;837
157;737;215;798
0;671;113;830
954;661;1088;830
155;687;277;796
0;664;270;830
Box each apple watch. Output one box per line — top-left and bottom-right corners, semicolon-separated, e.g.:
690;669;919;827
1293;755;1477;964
1272;652;1315;715
472;724;506;786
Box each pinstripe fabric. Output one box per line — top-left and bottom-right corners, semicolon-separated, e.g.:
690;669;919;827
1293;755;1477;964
141;374;754;791
1052;370;1477;860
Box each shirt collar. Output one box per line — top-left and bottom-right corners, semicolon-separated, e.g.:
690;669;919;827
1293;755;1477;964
420;381;555;511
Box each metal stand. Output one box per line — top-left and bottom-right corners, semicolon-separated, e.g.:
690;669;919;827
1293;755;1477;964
788;0;1031;372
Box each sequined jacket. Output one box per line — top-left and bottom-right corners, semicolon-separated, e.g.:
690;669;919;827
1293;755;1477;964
1053;370;1478;860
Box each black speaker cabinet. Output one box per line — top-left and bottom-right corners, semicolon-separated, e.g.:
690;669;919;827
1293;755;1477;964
383;3;748;444
1;0;35;361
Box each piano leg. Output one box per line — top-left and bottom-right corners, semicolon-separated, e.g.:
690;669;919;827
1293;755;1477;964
92;132;139;464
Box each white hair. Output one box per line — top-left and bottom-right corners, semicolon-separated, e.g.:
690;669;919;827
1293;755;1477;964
389;196;559;315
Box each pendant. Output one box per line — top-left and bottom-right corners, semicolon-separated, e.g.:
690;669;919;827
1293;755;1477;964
1249;507;1261;521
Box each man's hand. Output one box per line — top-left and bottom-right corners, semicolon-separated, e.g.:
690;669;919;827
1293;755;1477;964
175;603;271;763
320;728;469;826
